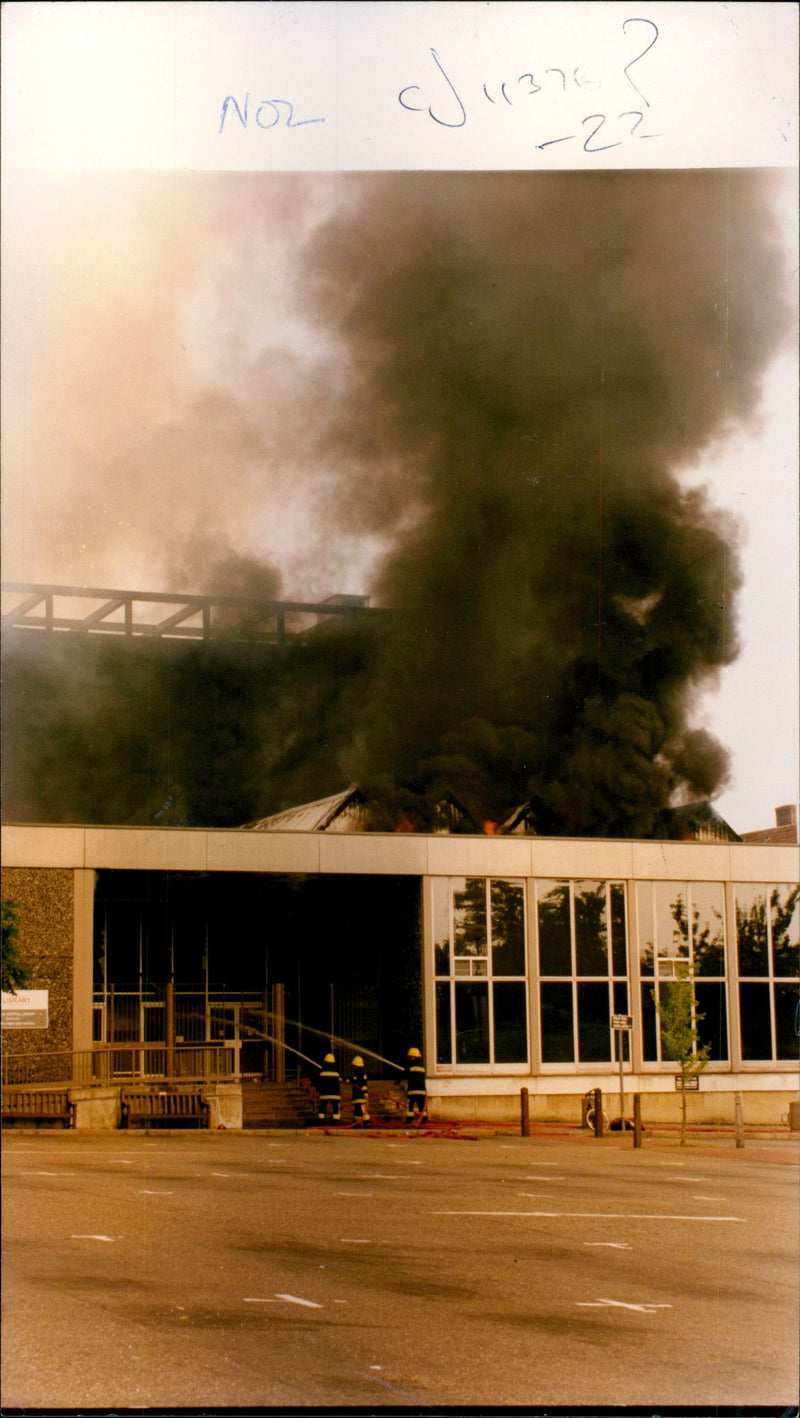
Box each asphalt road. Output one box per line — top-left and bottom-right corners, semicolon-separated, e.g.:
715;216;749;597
2;1128;798;1411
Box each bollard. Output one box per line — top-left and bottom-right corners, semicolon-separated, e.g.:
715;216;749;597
593;1086;604;1138
520;1087;530;1137
633;1092;642;1149
735;1091;745;1149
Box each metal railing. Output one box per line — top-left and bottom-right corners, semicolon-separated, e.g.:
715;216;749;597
2;1043;235;1088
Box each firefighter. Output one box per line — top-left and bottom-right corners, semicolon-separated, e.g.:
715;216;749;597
350;1055;369;1126
317;1052;341;1123
405;1047;427;1123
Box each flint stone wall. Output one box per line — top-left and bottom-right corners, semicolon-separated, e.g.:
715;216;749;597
2;867;75;1060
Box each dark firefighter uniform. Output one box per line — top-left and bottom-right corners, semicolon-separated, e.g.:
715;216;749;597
317;1052;341;1122
405;1047;427;1123
350;1055;369;1125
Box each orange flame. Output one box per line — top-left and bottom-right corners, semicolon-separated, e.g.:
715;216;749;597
483;820;498;835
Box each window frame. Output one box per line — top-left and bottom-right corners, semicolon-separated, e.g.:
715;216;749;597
535;878;631;1071
431;876;529;1073
734;882;800;1066
635;880;729;1069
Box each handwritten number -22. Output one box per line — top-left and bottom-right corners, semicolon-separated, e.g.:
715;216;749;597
581;110;647;152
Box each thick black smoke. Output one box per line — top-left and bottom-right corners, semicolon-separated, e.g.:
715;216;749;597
292;170;790;834
2;171;793;835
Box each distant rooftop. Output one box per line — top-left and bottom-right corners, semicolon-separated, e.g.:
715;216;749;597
740;804;798;846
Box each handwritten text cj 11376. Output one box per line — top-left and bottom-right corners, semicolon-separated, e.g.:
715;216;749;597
398;17;660;153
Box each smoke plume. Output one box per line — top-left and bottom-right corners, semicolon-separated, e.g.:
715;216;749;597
1;170;794;834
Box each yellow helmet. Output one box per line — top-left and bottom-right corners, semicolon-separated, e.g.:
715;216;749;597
352;1055;364;1068
408;1047;421;1057
324;1053;336;1064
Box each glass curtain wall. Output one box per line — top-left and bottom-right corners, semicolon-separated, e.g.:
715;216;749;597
431;875;798;1072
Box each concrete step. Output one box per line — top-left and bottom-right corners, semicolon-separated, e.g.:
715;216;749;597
242;1079;409;1127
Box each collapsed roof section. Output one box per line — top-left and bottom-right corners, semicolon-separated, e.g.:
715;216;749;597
245;787;369;834
245;788;526;836
244;789;742;842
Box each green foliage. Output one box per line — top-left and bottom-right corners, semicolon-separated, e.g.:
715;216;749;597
1;900;30;994
657;975;711;1070
652;962;710;1143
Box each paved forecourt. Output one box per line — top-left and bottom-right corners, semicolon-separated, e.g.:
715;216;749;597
2;1129;797;1411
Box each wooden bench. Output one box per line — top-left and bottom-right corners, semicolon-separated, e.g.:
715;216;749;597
2;1089;75;1128
120;1088;210;1129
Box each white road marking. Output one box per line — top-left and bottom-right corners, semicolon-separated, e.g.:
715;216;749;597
363;1174;402;1179
340;1238;373;1244
21;1171;73;1177
275;1293;323;1309
577;1298;672;1313
210;1172;230;1177
336;1191;375;1197
110;1160;134;1165
517;1192;553;1198
70;1234;116;1242
268;1159;287;1164
139;1190;173;1195
433;1210;742;1221
584;1242;632;1249
521;1175;562;1181
244;1297;277;1304
694;1195;725;1201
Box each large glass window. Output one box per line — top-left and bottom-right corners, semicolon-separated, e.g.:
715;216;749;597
637;882;728;1063
537;880;571;975
433;878;528;1067
537;880;629;1065
736;884;799;1062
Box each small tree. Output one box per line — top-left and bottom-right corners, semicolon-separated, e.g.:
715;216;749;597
653;964;710;1144
1;900;30;994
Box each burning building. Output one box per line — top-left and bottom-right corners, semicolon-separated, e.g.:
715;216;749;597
2;169;797;1125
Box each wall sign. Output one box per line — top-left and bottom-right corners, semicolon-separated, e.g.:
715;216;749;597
1;989;49;1029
